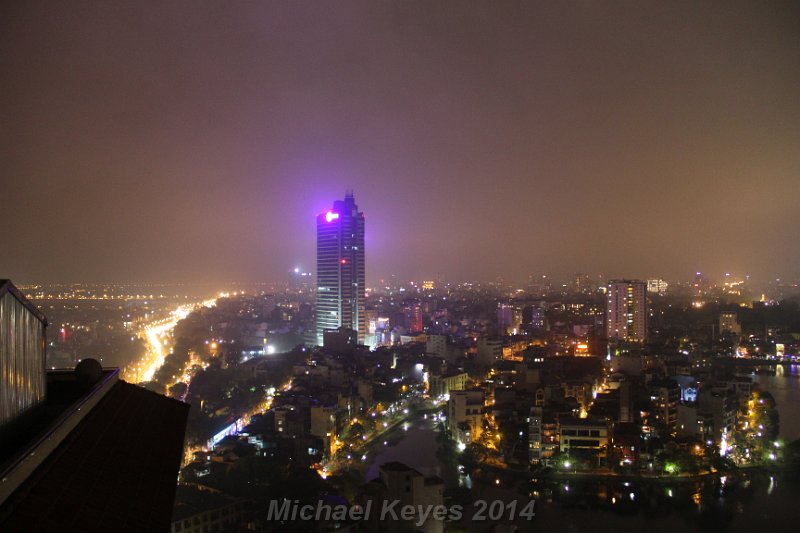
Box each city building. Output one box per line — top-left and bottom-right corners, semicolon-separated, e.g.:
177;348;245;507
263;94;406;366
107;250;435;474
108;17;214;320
559;418;609;461
448;389;484;446
403;300;423;334
618;381;634;423
428;372;468;398
316;193;366;345
288;267;313;293
476;337;503;366
646;279;669;296
698;388;737;445
527;305;547;331
171;485;247;533
0;280;47;427
606;280;647;343
528;407;558;465
503;338;529;362
323;326;358;353
646;378;680;435
497;302;522;335
273;406;303;437
310;405;337;456
364;308;379;347
374;316;391;346
425;334;447;357
573;273;591;294
362;462;444;533
611;422;640;466
719;312;742;336
677;404;713;440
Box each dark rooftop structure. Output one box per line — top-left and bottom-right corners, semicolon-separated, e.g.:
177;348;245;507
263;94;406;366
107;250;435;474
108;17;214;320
0;367;190;532
559;417;609;428
171;485;247;533
376;461;417;472
1;280;48;428
0;279;189;532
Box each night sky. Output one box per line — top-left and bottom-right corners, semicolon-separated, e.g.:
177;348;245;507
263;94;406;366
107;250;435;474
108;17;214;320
2;1;798;285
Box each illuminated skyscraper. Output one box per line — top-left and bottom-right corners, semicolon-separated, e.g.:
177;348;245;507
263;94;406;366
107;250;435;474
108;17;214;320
606;280;647;342
316;193;366;344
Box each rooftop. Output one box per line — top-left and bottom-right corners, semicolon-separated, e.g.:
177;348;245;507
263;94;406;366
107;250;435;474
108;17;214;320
172;485;245;523
560;417;608;428
0;367;189;531
0;369;120;471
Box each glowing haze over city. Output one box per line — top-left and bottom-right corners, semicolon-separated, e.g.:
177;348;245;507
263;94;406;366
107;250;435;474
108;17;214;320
1;1;799;287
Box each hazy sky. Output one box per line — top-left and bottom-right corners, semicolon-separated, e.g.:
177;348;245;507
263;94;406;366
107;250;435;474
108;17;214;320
2;1;798;285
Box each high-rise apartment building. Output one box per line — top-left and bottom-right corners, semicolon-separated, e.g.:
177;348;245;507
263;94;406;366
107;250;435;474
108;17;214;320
316;193;366;344
606;280;647;342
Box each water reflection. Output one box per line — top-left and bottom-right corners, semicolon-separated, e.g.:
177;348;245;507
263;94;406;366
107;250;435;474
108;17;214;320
753;363;800;441
364;415;454;483
528;470;800;531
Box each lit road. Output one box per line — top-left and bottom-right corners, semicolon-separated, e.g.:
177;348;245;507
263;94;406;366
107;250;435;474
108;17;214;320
123;297;217;383
183;378;294;464
241;379;293;424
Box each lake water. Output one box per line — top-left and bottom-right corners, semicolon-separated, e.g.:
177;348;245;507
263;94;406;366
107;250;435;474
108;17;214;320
753;364;800;441
364;415;455;484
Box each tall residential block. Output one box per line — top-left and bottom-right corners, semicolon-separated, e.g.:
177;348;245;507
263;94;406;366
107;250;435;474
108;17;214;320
606;280;647;342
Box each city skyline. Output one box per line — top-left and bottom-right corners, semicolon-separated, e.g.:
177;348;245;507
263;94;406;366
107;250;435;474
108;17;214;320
2;1;799;286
